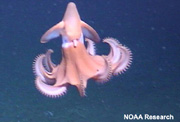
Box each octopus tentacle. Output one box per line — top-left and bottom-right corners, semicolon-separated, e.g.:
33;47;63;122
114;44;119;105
93;55;112;82
103;38;132;75
78;74;88;96
35;77;67;97
33;52;56;85
76;83;86;97
85;38;96;55
113;45;132;74
103;38;121;64
43;49;56;72
33;54;47;81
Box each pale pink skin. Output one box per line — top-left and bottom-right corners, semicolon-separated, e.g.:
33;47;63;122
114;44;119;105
33;2;132;97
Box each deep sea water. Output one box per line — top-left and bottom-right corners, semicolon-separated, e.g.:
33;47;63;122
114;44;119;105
0;0;179;122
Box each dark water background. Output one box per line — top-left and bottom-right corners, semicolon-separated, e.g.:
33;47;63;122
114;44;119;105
0;0;179;122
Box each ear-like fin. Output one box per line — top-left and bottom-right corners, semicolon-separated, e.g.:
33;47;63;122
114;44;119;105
40;21;64;43
81;21;100;43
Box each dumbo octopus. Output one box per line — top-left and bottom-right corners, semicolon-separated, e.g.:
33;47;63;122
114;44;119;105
33;2;132;97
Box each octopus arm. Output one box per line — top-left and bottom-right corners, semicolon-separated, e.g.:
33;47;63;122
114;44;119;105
76;83;87;97
43;49;56;72
91;55;112;82
103;38;132;75
85;38;96;55
35;77;67;97
113;45;132;74
33;51;57;85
